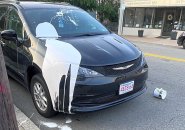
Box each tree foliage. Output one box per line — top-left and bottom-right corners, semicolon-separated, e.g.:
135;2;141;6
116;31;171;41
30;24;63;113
63;0;97;11
37;0;97;11
97;0;119;22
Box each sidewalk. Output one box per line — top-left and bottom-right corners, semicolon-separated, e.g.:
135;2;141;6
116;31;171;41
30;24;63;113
122;35;178;47
14;106;39;130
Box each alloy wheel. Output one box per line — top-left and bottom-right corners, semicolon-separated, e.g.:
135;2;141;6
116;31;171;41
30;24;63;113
33;82;48;112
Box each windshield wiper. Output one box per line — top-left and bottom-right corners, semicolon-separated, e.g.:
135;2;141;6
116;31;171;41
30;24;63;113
73;33;106;37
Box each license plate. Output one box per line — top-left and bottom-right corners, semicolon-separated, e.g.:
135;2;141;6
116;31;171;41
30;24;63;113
119;81;134;95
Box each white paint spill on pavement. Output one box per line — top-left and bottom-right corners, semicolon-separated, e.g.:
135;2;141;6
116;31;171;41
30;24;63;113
41;122;58;128
58;125;72;130
65;118;72;124
41;121;72;130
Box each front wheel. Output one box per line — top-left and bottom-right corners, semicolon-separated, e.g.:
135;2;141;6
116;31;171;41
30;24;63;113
30;74;57;118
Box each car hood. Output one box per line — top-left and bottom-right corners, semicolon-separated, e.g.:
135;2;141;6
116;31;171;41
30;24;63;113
60;34;141;66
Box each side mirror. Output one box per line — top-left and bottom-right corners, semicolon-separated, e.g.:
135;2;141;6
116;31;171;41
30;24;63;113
1;30;18;41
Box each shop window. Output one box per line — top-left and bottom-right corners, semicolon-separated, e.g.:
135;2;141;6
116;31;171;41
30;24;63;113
143;8;154;28
134;8;145;28
124;8;135;27
179;8;185;31
153;8;164;29
171;8;181;30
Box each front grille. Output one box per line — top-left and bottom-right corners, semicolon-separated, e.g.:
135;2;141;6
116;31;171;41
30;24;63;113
82;55;142;76
73;93;116;106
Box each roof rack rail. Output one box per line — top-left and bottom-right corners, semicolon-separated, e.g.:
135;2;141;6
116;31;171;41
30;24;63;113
1;0;16;2
0;1;70;5
0;0;20;4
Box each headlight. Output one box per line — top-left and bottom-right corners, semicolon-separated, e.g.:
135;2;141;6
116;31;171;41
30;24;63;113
141;53;147;66
138;54;148;73
78;67;103;78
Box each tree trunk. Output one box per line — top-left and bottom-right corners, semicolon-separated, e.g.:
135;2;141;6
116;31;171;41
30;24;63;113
0;45;18;130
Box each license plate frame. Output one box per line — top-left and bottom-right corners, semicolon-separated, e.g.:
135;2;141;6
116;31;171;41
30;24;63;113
119;81;134;95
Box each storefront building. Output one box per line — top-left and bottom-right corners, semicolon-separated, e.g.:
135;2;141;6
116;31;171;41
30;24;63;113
122;0;185;37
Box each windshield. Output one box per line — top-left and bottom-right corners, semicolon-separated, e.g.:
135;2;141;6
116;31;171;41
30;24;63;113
23;8;110;38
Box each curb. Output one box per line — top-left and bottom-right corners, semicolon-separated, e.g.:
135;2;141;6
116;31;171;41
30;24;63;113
14;106;40;130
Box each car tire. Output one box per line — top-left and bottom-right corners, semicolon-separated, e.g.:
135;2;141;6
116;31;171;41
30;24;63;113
183;40;185;49
30;74;57;118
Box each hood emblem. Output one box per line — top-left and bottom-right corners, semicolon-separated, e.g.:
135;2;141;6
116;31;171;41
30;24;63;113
113;64;134;70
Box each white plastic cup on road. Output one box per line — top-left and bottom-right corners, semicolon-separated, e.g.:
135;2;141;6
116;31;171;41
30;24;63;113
153;88;167;99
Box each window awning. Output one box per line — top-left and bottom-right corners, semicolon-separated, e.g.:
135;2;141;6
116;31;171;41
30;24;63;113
124;0;185;8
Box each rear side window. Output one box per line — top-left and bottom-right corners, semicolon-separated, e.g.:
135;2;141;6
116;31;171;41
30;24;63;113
0;6;8;31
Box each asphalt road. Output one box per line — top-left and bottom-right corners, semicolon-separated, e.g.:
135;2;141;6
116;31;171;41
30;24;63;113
10;41;185;130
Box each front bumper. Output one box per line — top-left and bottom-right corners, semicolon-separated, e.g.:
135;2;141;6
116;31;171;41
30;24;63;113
71;64;148;113
71;84;146;113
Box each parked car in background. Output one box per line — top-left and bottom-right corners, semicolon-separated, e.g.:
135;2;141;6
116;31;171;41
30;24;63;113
177;32;185;49
0;1;148;118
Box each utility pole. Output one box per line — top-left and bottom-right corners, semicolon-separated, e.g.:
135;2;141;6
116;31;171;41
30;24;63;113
118;0;126;35
0;45;18;130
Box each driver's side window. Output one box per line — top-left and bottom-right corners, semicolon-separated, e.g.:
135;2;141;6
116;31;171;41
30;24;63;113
7;8;23;39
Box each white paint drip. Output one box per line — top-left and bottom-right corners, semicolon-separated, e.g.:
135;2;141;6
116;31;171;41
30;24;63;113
36;22;82;113
42;39;81;113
